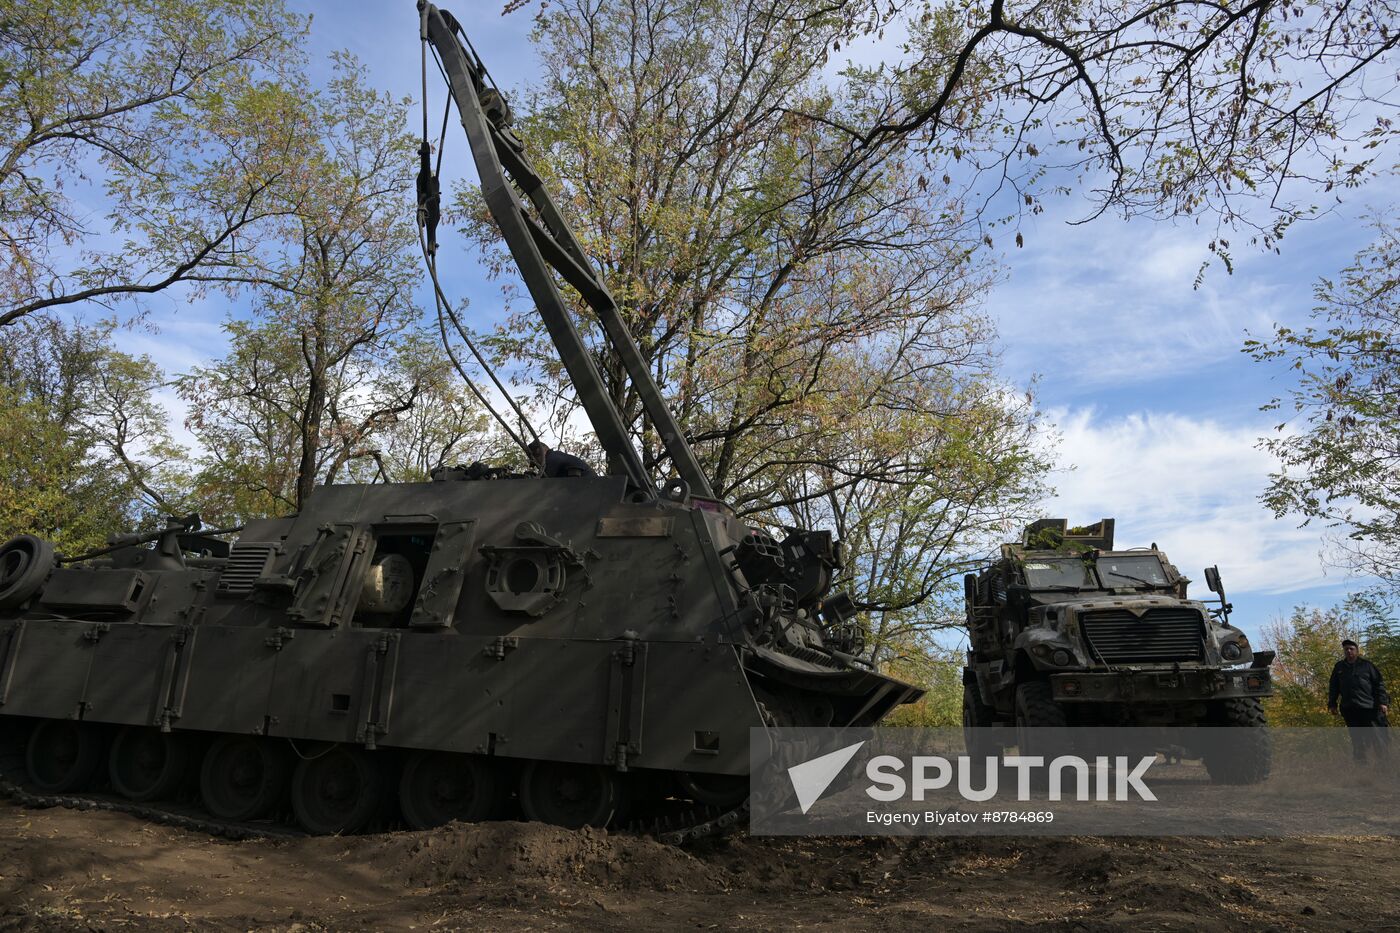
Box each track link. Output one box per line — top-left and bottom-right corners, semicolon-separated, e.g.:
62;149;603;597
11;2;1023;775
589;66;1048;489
0;746;301;841
2;741;747;845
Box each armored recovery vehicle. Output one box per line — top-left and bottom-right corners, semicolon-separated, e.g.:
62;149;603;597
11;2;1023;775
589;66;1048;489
0;3;920;838
962;519;1273;782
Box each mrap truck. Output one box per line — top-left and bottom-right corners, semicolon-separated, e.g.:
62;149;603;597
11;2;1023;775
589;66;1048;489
961;519;1273;782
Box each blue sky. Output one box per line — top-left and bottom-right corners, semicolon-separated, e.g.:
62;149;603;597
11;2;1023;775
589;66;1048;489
107;1;1391;643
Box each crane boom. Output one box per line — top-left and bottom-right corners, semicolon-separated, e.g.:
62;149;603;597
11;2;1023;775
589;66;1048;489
419;2;715;499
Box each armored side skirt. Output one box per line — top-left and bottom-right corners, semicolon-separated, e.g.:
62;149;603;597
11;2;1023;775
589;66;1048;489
0;618;760;776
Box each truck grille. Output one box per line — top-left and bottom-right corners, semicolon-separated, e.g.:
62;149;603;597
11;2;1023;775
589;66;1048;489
1080;608;1206;663
216;543;274;596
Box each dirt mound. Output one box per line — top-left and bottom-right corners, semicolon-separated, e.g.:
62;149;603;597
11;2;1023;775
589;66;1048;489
337;820;730;893
1;801;1396;931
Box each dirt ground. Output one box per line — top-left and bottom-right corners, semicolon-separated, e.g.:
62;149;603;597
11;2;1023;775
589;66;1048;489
0;800;1395;932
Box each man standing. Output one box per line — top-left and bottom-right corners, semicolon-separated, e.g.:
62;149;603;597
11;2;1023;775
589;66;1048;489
1328;638;1390;762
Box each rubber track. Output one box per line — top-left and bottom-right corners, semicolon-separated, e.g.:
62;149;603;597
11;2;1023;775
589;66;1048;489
1;745;745;846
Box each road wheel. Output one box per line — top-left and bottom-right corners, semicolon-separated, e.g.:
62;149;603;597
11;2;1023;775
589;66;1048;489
676;771;748;809
1203;698;1272;784
25;720;103;793
200;735;288;821
290;746;385;834
399;751;502;830
519;760;618;829
963;683;1004;759
109;727;188;801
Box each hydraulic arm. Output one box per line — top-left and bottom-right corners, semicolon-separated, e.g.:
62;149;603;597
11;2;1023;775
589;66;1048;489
419;2;715;499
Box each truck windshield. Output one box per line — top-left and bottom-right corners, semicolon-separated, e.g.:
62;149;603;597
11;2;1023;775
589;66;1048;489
1098;554;1170;587
1023;559;1095;590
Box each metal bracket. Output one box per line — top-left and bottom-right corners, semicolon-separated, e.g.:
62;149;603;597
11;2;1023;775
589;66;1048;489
356;632;400;748
483;636;519;660
614;632;639;667
264;627;296;650
605;634;646;771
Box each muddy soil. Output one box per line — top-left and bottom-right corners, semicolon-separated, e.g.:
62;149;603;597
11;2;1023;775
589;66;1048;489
0;800;1393;931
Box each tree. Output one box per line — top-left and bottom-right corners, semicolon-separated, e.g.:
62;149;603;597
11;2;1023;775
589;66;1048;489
182;322;496;523
1262;600;1399;725
368;335;499;483
1245;217;1400;588
831;0;1399;262
0;314;187;552
1343;588;1400;679
178;56;435;519
454;0;1049;645
0;0;307;326
771;367;1046;648
882;643;967;726
1261;606;1354;725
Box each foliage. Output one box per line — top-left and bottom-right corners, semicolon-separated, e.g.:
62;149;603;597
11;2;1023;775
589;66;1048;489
1261;606;1354;726
181;320;494;526
455;0;1051;649
881;640;966;727
0;315;186;553
843;0;1400;262
1344;588;1400;680
177;55;463;520
0;17;491;536
0;0;307;325
1245;217;1400;588
1261;600;1397;726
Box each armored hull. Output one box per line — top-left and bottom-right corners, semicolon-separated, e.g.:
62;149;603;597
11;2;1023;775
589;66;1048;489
0;475;917;833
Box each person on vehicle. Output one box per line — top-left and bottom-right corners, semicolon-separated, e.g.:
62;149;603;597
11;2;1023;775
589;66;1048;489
1328;638;1390;762
526;440;597;478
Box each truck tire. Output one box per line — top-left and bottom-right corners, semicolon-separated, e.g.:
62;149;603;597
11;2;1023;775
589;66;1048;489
963;684;1003;759
1015;680;1067;727
1015;681;1068;763
1202;697;1271;785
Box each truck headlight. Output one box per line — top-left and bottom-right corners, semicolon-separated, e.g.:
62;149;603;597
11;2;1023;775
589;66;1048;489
1051;648;1073;666
1220;641;1243;662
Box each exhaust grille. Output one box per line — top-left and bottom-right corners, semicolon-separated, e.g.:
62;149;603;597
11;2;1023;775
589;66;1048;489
216;543;274;596
1080;608;1206;663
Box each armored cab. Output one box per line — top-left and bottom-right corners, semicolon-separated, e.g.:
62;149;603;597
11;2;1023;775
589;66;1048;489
0;3;921;837
962;519;1273;781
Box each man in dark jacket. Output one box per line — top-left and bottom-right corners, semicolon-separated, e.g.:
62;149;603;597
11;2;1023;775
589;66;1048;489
1328;638;1390;762
526;440;597;478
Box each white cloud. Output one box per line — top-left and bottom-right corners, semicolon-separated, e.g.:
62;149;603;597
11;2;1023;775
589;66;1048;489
113;302;229;374
1043;407;1352;597
149;385;199;455
986;216;1300;388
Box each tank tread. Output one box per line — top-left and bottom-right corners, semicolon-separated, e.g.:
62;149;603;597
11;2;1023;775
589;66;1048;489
2;740;746;846
0;747;304;842
644;798;750;846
